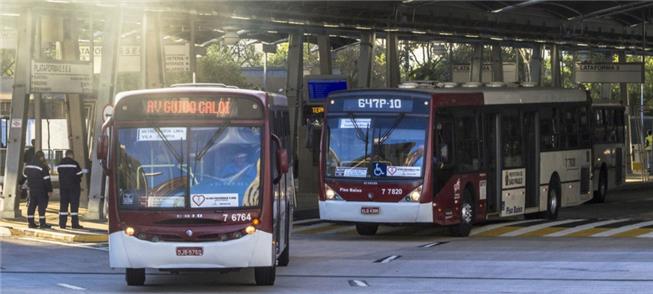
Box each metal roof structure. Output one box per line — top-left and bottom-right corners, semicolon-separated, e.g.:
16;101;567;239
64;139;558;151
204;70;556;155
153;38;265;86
0;1;651;52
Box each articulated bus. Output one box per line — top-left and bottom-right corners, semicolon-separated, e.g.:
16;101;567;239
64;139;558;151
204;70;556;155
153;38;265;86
319;88;593;237
98;85;294;286
590;103;626;202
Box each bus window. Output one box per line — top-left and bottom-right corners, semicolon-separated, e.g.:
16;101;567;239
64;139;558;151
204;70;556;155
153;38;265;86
435;117;453;168
454;114;479;171
563;107;579;149
578;106;591;147
540;108;560;151
501;112;523;168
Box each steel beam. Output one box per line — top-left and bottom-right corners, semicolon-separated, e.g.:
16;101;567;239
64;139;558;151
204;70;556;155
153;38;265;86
1;9;33;219
551;44;561;88
386;33;400;88
142;12;164;89
61;17;90;206
530;45;543;86
470;43;483;83
87;9;121;220
491;45;503;82
357;32;375;88
317;35;332;75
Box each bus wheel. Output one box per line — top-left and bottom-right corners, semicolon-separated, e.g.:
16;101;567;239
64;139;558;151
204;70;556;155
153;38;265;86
545;181;561;220
278;244;290;267
125;268;145;286
593;169;608;203
449;190;474;237
355;223;378;236
254;265;276;286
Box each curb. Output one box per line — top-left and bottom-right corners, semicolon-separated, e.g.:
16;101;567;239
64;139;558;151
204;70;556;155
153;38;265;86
4;226;107;243
0;226;11;237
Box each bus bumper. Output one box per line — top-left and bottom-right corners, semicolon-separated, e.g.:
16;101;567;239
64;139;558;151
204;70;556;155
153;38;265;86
318;200;433;223
108;231;273;269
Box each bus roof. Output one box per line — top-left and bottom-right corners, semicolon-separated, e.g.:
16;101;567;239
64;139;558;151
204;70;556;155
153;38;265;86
114;86;284;106
330;87;588;105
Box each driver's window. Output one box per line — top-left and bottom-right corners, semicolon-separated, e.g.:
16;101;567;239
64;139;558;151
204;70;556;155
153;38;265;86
435;115;453;168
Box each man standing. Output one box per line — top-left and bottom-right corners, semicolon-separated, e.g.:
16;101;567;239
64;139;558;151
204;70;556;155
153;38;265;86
24;150;52;229
56;150;86;229
646;130;652;173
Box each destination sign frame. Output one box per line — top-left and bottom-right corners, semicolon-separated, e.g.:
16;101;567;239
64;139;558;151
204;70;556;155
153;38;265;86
114;94;263;120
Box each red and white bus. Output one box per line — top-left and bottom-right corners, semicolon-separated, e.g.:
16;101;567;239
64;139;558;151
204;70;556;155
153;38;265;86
98;85;294;286
590;103;626;202
319;87;593;236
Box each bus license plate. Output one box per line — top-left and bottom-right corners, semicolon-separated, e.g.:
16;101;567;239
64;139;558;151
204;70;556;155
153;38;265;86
176;247;203;256
361;207;379;215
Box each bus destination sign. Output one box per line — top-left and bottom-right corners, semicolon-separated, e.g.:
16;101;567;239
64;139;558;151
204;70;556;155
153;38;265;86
115;95;263;120
342;98;413;112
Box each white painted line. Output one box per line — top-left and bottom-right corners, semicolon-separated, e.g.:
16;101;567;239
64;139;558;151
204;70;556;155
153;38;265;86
500;219;582;237
292;218;321;225
57;283;86;291
545;219;629;237
293;222;336;233
349;280;368;287
470;219;543;236
376;255;401;264
591;220;653;237
419;241;448;248
18;237;109;252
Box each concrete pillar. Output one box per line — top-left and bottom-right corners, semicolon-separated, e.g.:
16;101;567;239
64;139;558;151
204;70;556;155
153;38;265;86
1;9;33;218
530;45;543;86
491;45;503;82
142;12;163;89
87;10;121;220
317;35;332;75
357;32;375;88
386;33;400;88
470;43;483;82
551;45;561;87
61;17;90;206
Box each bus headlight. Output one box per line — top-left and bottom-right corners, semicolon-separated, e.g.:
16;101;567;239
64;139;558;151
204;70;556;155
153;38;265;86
124;226;135;236
324;184;343;200
405;185;423;202
246;225;256;234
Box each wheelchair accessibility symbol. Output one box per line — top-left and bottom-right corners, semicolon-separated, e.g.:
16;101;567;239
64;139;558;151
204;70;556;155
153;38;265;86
372;163;387;177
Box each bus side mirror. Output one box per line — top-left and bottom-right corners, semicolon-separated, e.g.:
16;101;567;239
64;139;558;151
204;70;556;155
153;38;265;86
277;148;289;174
97;135;108;161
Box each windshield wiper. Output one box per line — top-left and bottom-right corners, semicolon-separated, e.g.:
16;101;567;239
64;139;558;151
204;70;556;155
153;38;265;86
348;113;370;160
154;127;184;164
195;126;227;161
377;113;406;146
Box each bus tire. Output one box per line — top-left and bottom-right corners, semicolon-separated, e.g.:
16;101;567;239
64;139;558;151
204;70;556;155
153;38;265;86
545;179;561;220
125;268;145;286
355;223;378;236
593;168;608;203
254;266;276;286
278;244;290;267
449;189;474;237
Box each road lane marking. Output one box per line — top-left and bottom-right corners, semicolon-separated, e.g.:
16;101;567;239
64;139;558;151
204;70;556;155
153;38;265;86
545;219;629;237
500;219;582;237
591;220;653;237
17;237;108;252
419;241;449;248
57;283;86;291
375;255;401;263
471;219;543;236
348;280;369;287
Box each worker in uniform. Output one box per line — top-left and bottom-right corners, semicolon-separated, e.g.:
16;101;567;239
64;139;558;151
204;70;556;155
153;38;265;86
24;150;52;229
646;130;652;173
56;150;86;229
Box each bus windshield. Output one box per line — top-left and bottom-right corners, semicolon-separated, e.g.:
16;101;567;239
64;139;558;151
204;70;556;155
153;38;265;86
326;115;427;178
116;126;261;209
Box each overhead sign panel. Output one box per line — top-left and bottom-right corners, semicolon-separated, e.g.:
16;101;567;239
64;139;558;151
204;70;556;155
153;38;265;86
31;61;93;94
452;63;517;83
164;44;190;72
575;62;644;83
0;30;17;49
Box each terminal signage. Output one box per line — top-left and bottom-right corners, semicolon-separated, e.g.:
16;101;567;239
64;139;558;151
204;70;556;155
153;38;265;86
452;63;517;83
30;61;93;94
574;62;644;83
0;30;17;49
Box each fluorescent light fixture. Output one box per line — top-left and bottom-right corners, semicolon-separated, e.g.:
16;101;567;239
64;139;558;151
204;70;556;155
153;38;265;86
289;21;305;25
535;39;546;43
491;8;503;13
271;19;288;24
329;34;337;37
323;23;339;28
465;34;479;38
231;15;251;20
355;26;372;30
439;32;454;36
597;44;607;48
0;12;20;17
46;0;70;3
490;37;504;41
615;45;626;50
514;38;524;42
412;30;427;34
267;30;278;34
577;43;589;47
384;28;400;32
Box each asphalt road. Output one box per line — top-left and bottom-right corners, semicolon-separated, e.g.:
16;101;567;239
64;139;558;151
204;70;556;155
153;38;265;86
2;188;653;293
